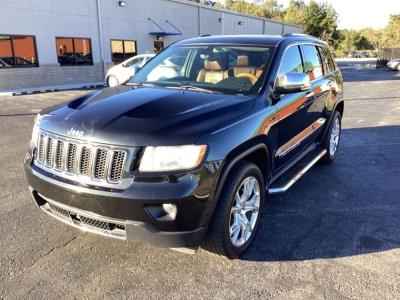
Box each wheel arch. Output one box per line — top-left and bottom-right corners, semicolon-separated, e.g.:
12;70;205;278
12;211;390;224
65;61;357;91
335;100;344;117
322;99;344;142
204;137;272;223
221;137;271;185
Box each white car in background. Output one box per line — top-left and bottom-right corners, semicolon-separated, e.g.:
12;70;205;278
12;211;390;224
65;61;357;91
387;59;400;71
105;54;155;87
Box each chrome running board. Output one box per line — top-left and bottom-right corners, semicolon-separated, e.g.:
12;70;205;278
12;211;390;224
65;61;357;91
268;149;327;194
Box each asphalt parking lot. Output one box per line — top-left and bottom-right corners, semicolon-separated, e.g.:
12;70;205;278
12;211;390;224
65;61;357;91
0;61;399;299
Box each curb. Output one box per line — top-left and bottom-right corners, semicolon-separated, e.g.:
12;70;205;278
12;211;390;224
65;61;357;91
0;83;105;97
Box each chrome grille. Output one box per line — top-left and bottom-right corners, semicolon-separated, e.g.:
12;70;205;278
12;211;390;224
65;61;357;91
40;198;127;240
38;135;45;162
49;202;70;219
35;131;132;187
45;137;54;167
80;216;110;231
80;146;92;176
110;151;126;182
94;149;108;180
66;143;78;174
55;140;64;170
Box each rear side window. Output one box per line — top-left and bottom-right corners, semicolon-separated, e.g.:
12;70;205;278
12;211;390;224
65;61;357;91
277;45;303;77
302;45;323;80
126;56;144;67
320;46;336;73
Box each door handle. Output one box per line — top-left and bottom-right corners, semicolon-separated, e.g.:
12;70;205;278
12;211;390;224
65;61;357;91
306;92;315;98
298;93;315;110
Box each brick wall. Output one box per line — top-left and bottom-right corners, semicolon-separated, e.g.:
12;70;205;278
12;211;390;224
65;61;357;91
0;64;105;91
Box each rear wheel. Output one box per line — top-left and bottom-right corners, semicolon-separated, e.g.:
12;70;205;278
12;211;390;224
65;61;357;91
321;110;342;164
396;64;400;71
107;76;119;87
202;161;265;259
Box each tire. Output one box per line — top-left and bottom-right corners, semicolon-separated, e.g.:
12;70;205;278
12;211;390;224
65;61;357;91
396;64;400;71
202;161;265;259
107;76;119;87
320;110;342;164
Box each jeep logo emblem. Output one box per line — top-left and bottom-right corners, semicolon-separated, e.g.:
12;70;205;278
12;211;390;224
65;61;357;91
67;127;85;138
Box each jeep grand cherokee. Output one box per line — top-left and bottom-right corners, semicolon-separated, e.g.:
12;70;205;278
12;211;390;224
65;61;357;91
25;34;343;258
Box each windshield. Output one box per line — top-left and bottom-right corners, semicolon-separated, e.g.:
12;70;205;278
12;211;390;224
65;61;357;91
129;44;274;95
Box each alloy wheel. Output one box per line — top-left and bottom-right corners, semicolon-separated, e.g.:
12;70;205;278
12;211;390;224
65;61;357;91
229;176;260;247
108;76;119;87
329;117;341;156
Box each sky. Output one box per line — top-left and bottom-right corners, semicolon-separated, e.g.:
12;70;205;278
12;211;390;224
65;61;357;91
278;0;400;29
216;0;400;30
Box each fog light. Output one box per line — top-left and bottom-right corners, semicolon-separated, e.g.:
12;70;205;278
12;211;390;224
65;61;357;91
162;203;177;219
145;203;177;221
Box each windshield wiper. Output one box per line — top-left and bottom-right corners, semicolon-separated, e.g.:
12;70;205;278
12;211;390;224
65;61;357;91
126;82;154;87
168;85;219;94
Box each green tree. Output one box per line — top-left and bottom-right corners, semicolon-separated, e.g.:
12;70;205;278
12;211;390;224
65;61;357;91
302;0;338;43
283;0;307;26
360;28;386;50
384;14;400;47
219;0;284;20
335;29;373;56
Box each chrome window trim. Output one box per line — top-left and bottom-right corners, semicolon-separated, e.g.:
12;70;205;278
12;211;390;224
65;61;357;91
276;43;304;77
274;42;328;89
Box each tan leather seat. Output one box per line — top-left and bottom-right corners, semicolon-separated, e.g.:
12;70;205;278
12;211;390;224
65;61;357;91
255;66;264;79
233;55;256;76
197;60;228;84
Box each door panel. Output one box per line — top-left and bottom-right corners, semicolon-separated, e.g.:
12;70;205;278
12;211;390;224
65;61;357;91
273;44;328;170
274;90;317;168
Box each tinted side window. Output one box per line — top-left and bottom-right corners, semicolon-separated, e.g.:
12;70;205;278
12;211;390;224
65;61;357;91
125;57;143;67
56;37;93;66
320;46;336;73
278;45;303;76
302;45;323;80
0;35;38;68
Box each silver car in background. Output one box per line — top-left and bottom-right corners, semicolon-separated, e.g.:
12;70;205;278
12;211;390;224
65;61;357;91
387;59;400;71
105;54;155;87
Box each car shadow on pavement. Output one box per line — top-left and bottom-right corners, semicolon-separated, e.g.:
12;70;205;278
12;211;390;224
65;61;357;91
241;125;400;261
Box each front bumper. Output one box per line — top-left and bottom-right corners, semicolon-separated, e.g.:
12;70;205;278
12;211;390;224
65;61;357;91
25;153;222;248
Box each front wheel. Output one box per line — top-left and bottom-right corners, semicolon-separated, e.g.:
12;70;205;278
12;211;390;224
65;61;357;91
107;76;119;87
320;110;342;163
202;161;265;259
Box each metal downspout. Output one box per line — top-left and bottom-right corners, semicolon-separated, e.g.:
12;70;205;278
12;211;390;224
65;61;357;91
96;0;106;81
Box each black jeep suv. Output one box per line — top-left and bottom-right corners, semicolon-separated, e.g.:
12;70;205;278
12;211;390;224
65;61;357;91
25;34;343;258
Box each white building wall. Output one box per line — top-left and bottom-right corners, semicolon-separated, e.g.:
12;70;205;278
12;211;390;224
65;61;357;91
264;20;285;35
0;0;302;91
200;8;223;36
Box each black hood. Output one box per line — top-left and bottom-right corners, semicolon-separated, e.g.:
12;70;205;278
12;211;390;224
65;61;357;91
39;85;255;146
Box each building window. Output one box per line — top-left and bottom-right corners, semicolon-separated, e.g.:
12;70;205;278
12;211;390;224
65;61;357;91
111;40;137;64
0;35;38;68
56;37;93;66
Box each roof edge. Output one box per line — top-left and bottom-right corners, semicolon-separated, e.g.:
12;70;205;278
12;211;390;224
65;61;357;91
166;0;303;29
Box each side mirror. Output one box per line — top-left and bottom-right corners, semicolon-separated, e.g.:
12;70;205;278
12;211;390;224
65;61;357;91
274;72;311;95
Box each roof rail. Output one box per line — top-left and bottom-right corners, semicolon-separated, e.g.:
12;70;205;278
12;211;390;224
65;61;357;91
282;33;313;38
200;34;212;37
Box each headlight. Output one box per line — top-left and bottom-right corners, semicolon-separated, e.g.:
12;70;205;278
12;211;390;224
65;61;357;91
31;114;41;147
139;145;207;172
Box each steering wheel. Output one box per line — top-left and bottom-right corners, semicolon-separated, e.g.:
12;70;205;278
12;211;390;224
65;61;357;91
236;73;258;85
